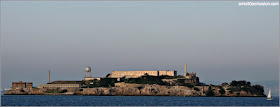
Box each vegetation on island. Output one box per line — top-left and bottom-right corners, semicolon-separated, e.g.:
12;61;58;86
218;86;225;96
226;80;265;96
46;89;67;93
80;75;265;97
79;75;265;97
5;76;266;97
81;75;200;88
81;78;118;88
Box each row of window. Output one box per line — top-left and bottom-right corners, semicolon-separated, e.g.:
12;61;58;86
114;72;158;76
43;87;79;88
43;84;79;87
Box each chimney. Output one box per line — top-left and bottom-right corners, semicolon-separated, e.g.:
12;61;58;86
48;70;50;83
184;64;187;76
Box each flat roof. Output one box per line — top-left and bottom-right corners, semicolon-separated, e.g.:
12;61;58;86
113;70;175;71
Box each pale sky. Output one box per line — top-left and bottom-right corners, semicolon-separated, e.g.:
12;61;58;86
1;1;279;88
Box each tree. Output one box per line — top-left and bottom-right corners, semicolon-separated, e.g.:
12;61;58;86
230;80;251;86
106;74;111;78
230;80;238;86
250;84;264;95
236;92;240;96
206;86;215;96
221;82;229;86
219;87;225;96
246;81;251;86
144;73;149;76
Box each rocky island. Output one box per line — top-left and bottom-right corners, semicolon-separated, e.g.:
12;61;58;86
5;65;266;97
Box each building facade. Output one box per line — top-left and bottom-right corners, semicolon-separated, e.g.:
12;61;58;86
84;77;101;81
38;84;80;89
12;81;33;89
108;70;177;78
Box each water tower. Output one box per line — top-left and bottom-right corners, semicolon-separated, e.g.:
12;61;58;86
84;66;91;78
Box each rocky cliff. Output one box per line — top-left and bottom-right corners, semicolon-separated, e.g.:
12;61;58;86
5;83;265;97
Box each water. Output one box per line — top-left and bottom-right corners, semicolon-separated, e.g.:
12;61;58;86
1;95;279;106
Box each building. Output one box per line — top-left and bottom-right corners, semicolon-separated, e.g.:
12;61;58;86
50;80;82;84
84;77;101;81
38;80;81;89
38;84;80;89
108;70;177;78
12;81;33;89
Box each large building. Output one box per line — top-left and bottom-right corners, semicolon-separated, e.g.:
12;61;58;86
12;81;33;89
108;70;177;78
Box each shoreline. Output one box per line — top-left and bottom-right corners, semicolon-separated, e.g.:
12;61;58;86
2;94;267;97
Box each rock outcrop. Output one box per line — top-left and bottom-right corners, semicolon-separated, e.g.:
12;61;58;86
5;83;266;97
81;84;199;96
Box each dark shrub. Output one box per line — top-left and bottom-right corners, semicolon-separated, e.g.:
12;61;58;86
206;86;215;96
249;84;264;95
184;83;194;88
137;86;144;90
194;87;200;91
219;87;225;96
59;89;67;93
236;92;240;96
106;74;111;78
230;80;251;86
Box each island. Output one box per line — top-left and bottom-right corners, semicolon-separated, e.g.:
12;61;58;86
5;64;266;97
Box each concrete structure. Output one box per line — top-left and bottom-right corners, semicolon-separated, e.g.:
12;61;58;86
185;72;196;79
108;70;177;78
51;80;82;84
114;82;142;87
184;64;187;76
12;81;33;89
38;84;80;89
83;66;102;81
85;66;91;78
183;64;197;79
48;70;51;83
84;77;101;81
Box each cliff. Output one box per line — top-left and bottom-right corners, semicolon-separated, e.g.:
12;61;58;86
5;82;265;97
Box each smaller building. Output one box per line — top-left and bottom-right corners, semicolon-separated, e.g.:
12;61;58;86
50;80;82;84
183;72;199;85
185;72;196;79
38;84;80;89
84;77;101;81
12;81;33;89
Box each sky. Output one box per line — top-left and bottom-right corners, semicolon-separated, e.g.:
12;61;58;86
1;1;279;88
